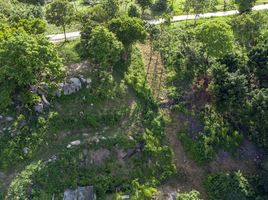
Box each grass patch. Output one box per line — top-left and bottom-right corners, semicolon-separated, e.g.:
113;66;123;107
55;39;82;65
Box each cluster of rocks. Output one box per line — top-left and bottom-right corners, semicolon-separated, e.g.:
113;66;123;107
33;76;92;113
55;77;92;97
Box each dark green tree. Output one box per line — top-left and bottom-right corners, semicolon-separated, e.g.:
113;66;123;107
209;64;248;113
108;16;147;49
206;171;254;200
0;29;63;110
231;12;267;48
102;0;119;19
136;0;153;16
246;89;268;148
248;41;268;87
87;26;123;67
196;19;234;58
235;0;256;13
128;4;141;18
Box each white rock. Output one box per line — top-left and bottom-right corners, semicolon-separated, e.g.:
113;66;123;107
6;117;13;121
23;147;29;155
122;195;130;200
86;78;92;84
70;140;81;146
70;77;82;88
0;115;3;120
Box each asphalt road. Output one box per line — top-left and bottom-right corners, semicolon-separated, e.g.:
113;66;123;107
47;4;268;43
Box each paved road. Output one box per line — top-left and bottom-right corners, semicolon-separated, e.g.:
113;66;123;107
48;4;268;43
47;31;81;43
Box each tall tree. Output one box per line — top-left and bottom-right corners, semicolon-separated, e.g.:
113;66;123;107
102;0;119;19
86;26;123;68
245;89;268;148
235;0;256;13
231;12;266;48
248;41;268;87
108;16;147;49
196;19;234;58
136;0;153;17
46;0;75;41
209;64;248;114
0;29;63;110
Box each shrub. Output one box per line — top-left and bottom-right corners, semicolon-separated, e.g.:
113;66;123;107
128;4;141;18
205;171;254;200
152;0;168;12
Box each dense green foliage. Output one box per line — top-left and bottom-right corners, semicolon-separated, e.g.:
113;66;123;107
177;190;201;200
154;11;268;160
196;20;234;57
206;171;254;200
0;27;63;110
109;16;147;48
235;0;256;13
128;4;142;18
86;26;123;67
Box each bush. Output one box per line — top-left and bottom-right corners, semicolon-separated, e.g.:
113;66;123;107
128;4;141;18
180;107;243;164
177;190;201;200
205;171;254;200
152;0;168;12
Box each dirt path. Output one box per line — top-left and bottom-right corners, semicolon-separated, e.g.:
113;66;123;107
165;113;207;197
139;42;167;101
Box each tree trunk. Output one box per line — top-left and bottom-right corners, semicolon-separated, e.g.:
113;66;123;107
186;12;189;26
223;0;227;11
63;25;67;42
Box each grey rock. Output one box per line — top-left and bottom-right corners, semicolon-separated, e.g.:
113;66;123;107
20;120;27;127
34;103;44;113
6;117;13;121
23;147;29;155
70;140;81;146
63;186;96;200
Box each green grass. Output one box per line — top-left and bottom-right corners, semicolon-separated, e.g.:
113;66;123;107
171;0;268;15
55;39;82;65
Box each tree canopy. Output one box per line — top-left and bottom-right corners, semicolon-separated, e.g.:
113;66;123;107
235;0;256;13
196;19;234;58
108;16;147;48
0;28;63;110
46;0;75;41
87;26;123;67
